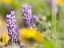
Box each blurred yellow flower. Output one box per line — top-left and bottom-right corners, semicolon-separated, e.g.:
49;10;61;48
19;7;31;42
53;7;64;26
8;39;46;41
19;28;43;45
0;0;2;2
0;21;2;25
55;0;64;6
2;0;12;4
1;33;10;45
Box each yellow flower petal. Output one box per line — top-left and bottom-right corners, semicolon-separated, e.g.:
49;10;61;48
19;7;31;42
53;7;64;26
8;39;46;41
19;28;43;44
2;0;12;4
0;21;2;25
55;0;64;6
1;33;10;45
0;0;2;2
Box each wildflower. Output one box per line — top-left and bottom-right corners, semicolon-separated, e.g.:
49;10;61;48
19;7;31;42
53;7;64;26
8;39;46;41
19;28;43;45
6;11;20;44
48;0;58;15
0;0;2;2
48;0;53;7
2;0;12;4
0;20;2;25
1;33;10;46
30;15;39;23
22;4;38;28
55;0;64;6
22;4;32;28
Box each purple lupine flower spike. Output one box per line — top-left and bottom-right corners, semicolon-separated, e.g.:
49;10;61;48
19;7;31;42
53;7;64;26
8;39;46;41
22;4;32;28
22;4;38;28
6;11;20;44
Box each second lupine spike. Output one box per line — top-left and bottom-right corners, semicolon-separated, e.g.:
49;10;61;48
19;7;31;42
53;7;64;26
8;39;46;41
22;4;38;28
22;4;32;28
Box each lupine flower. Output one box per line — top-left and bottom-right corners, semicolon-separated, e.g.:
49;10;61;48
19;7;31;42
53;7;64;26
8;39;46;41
1;33;10;46
6;11;20;44
22;4;32;28
19;28;43;45
22;4;38;28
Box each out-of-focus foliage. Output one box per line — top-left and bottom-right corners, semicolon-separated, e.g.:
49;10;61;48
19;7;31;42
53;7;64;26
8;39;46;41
43;38;54;48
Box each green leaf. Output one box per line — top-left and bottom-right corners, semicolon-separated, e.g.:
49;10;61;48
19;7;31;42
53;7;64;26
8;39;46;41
43;38;54;48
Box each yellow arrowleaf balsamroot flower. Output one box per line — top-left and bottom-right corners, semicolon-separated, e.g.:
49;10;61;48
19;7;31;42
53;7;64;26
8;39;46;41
1;33;10;45
0;0;2;2
2;0;12;4
0;21;2;25
19;28;43;45
55;0;64;6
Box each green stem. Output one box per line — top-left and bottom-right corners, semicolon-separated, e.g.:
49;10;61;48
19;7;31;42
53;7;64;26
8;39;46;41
59;6;64;28
52;0;56;33
52;0;58;48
